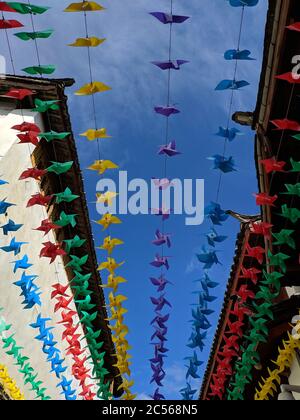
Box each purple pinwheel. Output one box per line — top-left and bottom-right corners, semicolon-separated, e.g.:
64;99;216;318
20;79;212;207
152;178;173;190
150;254;171;270
154;106;180;117
151;388;166;401
151;313;170;329
150;12;190;25
151;327;168;342
150;294;172;312
152;342;169;354
158;141;181;157
152;60;189;70
151;364;166;386
151;207;171;221
150;275;172;292
152;229;172;247
150;349;167;365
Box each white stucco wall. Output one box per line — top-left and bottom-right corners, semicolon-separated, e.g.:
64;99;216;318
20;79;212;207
0;108;95;400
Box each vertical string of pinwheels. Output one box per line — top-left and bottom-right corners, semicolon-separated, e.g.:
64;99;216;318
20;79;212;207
0;363;25;400
0;308;50;399
228;22;300;399
64;1;135;400
149;2;189;401
181;0;258;401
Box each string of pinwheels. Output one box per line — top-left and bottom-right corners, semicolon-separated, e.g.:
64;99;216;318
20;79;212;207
63;1;135;400
0;363;25;400
180;0;259;400
0;307;51;399
0;1;108;400
149;0;190;401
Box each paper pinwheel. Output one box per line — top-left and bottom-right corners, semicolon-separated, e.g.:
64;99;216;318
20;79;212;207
208;154;236;173
5;2;49;14
150;12;189;24
80;128;111;141
11;254;32;273
240;266;261;285
94;213;122;230
228;0;259;7
3;87;33;100
250;221;273;238
26;193;52;208
0;19;23;29
64;1;105;12
46;161;73;175
275;72;300;84
255;192;277;206
224;49;255;60
38;131;70;142
287;22;300;32
259;157;286;174
234;285;255;303
0;199;14;214
68;36;105;47
150;254;171;270
98;236;123;255
96;191;118;206
22;65;56;76
32;99;59;113
98;257;124;274
54;187;79;204
279;204;300;224
205;228;227;247
215;79;250;90
150;275;172;292
216;126;242;141
154;106;180;117
152;60;189;70
88;160;118;176
34;219;61;235
54;211;77;228
12;121;40;133
205;202;228;225
63;235;86;253
40;242;66;263
267;250;290;273
101;274;126;294
187;330;207;351
1;237;27;255
246;244;265;264
261;270;284;292
150;295;171;312
158;140;181;156
282;183;300;197
152;229;171;247
0;2;17;12
272;229;295;249
75;81;111;96
271;119;300;131
1;219;22;235
180;383;197;400
14;29;54;41
66;255;88;272
17;131;39;146
14;272;41;308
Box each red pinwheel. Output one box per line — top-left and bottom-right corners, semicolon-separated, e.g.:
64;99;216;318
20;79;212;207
216;356;232;371
0;19;23;29
216;363;232;377
209;383;224;399
286;22;300;32
40;241;66;264
223;334;240;352
230;302;252;320
227;320;244;337
12;122;40;133
54;296;73;313
27;193;52;208
3;88;33;100
255;192;277;207
271;118;300;131
62;324;78;339
234;285;255;303
240;266;261;285
79;384;95;400
0;2;17;12
58;310;77;325
275;72;300;84
259;157;286;174
250;221;273;238
19;167;47;180
51;284;69;299
73;356;88;368
34;219;61;235
246;244;265;264
17;131;40;146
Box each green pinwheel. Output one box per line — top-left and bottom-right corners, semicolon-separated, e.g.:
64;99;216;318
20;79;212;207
7;2;49;14
22;65;56;75
55;211;78;228
253;302;273;320
282;183;300;197
228;388;244;401
15;354;29;368
255;285;280;301
63;234;86;253
72;282;91;298
290;158;300;172
32;99;59;113
66;254;88;272
0;318;11;336
80;310;98;328
261;270;284;291
19;363;34;377
292;133;300;141
75;295;96;312
71;271;92;284
2;334;16;349
244;329;267;344
46;161;73;175
272;229;295;249
249;317;269;336
54;187;79;204
38;130;70;142
85;327;101;343
268;250;290;273
279;204;300;224
14;29;54;41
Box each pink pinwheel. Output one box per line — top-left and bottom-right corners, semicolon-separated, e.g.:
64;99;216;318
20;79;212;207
151;207;171;221
150;254;171;270
152;229;171;247
152;178;173;190
158;140;181;157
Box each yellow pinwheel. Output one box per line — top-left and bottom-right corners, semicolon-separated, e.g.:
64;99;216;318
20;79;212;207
68;37;106;47
99;236;124;255
107;292;127;308
64;1;105;12
75;81;111;96
81;128;111;140
101;274;127;293
88;159;118;175
121;392;137;400
110;321;129;336
96;191;118;206
105;307;128;323
118;379;134;393
98;257;124;274
114;360;131;376
94;213;122;230
112;333;130;348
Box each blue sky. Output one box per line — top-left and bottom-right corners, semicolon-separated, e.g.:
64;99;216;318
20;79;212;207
1;0;268;399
